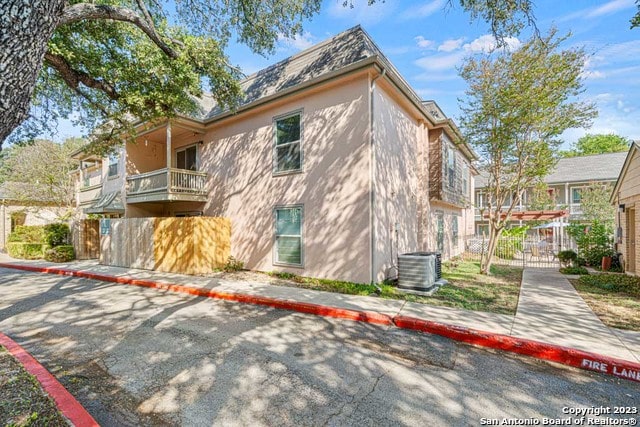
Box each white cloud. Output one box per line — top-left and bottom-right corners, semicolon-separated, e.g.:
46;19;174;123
582;70;606;79
586;0;635;18
278;32;315;51
414;36;435;49
462;35;521;53
414;52;465;71
438;38;464;52
413;34;520;72
399;0;444;20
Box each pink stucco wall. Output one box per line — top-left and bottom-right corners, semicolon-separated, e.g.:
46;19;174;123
198;75;371;282
372;82;422;282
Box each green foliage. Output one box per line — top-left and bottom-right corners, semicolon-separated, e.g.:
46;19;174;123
6;243;45;260
13;0;328;151
557;250;578;267
43;245;75;263
578;274;640;296
222;256;244;272
561;133;630;157
579;184;616;225
43;223;70;247
527;182;557;212
7;225;45;243
567;221;614;267
501;226;528;237
0;138;83;207
459;28;596;274
559;266;589;275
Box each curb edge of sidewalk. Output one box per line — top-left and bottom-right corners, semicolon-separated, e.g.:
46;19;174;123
2;262;639;384
0;331;99;427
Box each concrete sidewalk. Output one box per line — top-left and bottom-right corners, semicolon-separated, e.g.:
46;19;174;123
1;254;639;365
511;268;640;363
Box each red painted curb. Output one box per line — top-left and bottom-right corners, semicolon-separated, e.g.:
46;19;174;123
2;262;640;383
0;263;393;326
393;316;640;383
0;332;99;426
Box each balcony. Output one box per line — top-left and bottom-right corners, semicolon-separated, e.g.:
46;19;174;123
126;168;209;204
78;184;102;206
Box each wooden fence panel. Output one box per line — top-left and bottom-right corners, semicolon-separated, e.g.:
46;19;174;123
100;217;230;275
72;220;100;260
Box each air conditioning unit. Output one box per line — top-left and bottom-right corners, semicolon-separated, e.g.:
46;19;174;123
397;252;445;292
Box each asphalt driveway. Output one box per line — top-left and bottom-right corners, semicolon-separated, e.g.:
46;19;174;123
0;267;638;426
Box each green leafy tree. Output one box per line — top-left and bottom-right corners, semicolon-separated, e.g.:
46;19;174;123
561;133;630;158
578;184;616;225
0;0;540;152
459;29;596;274
527;181;557;211
0;138;84;211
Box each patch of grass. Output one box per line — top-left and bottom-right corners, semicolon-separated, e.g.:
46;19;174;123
266;272;378;295
393;261;522;315
570;274;640;331
559;266;589;275
0;345;68;426
265;260;522;315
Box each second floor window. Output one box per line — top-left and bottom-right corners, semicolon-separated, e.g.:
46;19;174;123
572;188;583;204
176;145;198;171
274;112;302;174
108;154;119;177
447;146;455;188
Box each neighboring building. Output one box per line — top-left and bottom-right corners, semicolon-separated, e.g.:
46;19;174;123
72;26;478;283
474;152;627;234
0;184;66;250
71;147;125;218
611;142;640;275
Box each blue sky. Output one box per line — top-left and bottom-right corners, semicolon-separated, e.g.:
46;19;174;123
51;0;640;148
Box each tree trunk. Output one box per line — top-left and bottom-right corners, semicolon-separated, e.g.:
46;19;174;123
0;0;65;147
481;225;503;274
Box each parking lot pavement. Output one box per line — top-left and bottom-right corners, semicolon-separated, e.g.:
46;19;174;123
0;268;638;426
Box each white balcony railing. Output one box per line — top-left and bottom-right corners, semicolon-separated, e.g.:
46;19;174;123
126;168;208;198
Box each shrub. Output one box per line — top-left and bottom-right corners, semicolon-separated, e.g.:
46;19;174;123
578;274;640;296
559;266;589;275
7;225;45;243
43;223;70;247
43;245;75;263
557;250;578;267
6;242;45;259
222;256;244;272
567;221;614;266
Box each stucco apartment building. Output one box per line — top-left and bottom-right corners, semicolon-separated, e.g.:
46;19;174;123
73;26;477;284
474;152;627;233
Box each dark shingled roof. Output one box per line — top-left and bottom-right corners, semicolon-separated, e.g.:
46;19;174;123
193;25;382;120
475;151;627;188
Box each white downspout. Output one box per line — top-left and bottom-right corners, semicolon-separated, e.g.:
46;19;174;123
369;68;386;287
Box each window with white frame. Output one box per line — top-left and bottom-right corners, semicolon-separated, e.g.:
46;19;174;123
452;215;459;248
108;153;119;177
274;112;302;173
447;145;455;188
571;187;583;204
275;206;303;266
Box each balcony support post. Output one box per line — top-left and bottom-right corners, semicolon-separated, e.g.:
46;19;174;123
166;121;172;170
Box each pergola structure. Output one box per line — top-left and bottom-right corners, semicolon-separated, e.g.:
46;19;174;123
483;210;570;250
482;210;569;221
